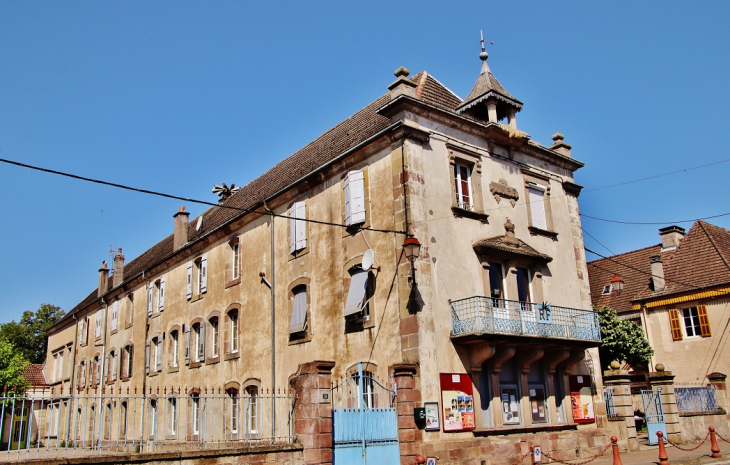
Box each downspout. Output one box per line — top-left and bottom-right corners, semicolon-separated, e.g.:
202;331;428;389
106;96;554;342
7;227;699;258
263;204;276;438
64;313;80;446
97;297;108;452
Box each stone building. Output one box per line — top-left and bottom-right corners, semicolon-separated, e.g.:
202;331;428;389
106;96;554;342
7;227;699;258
43;49;605;463
589;220;730;385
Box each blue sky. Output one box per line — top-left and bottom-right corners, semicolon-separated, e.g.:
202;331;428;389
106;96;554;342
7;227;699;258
1;2;728;322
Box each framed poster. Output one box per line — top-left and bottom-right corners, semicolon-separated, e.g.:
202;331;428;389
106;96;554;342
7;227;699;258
500;385;520;425
439;373;475;432
529;385;547;423
569;374;595;424
424;402;440;431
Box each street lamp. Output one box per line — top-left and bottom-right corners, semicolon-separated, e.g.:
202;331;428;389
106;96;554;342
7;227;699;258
403;235;422;263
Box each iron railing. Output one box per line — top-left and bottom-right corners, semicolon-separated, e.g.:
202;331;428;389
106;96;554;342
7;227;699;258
450;296;601;342
0;387;293;461
604;387;618;419
675;386;720;413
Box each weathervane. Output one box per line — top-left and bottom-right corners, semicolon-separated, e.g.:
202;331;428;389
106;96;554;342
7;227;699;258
480;30;494;60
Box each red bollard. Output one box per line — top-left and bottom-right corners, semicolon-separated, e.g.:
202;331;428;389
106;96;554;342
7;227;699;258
657;431;670;465
710;427;722;458
530;445;536;465
415;455;426;464
611;436;623;465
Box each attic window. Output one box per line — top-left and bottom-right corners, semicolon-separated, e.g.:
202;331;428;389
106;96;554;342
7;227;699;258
601;284;612;296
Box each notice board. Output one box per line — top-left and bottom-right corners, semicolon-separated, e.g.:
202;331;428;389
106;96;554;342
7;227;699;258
569;374;595;424
439;373;475;432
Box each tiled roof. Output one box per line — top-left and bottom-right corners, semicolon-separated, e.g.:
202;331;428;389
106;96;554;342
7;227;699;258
587;221;730;312
456;61;522;112
473;236;552;263
56;70;467;327
23;364;47;387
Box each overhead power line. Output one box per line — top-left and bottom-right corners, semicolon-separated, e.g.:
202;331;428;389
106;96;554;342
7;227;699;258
585;246;699;289
580;212;730;225
0;157;405;235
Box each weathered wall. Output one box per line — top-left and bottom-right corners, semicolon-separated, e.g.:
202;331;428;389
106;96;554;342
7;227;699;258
679;413;730;442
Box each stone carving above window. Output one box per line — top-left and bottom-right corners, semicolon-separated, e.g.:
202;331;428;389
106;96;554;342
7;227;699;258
489;178;519;206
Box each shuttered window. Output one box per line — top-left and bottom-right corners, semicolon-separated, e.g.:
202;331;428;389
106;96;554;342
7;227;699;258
111;301;118;331
682;307;703;337
158;277;166;312
186;263;193;299
200;254;208;294
344;170;366;226
184;325;191;365
669;308;683;341
698;305;711;337
289;201;307;254
344;270;369;317
156;338;163;372
95;309;102;338
198;322;206;361
289;286;308;334
528;183;547;230
147;283;154;316
145;340;151;375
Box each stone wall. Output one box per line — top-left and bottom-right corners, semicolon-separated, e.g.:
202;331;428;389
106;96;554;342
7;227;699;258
679;413;730;442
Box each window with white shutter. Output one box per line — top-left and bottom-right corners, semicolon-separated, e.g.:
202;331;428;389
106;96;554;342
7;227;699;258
184;325;191;365
186;262;193;299
145;340;151;375
155;338;163;372
95;309;102;338
289;286;308;334
289;201;307;254
147;283;154;317
200;254;208;294
111;351;117;381
344;170;366;226
111;301;119;331
198;322;206;361
104;353;110;383
527;182;548;230
158;277;165;312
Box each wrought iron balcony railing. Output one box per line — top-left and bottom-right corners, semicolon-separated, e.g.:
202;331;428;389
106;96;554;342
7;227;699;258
450;296;601;342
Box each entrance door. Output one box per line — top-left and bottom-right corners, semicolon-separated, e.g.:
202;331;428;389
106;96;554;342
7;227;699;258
642;389;667;445
10;409;29;450
332;363;399;464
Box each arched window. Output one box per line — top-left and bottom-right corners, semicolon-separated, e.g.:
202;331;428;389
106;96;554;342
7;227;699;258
244;385;258;436
224;306;240;357
169;329;179;368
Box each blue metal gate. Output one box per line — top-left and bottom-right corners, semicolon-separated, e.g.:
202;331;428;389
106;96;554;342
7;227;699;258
642;389;667;445
332;363;400;464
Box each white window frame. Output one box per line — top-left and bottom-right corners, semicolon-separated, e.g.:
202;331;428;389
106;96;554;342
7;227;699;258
192;395;200;435
682;307;702;338
169;397;177;436
231;242;240;280
230;312;239;353
602;284;612;296
211;318;219;357
289;201;307;254
527;182;548;230
171;331;179;367
230;390;239;434
454;163;474;211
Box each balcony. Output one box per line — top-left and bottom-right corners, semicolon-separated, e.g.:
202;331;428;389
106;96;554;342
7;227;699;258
450;296;601;343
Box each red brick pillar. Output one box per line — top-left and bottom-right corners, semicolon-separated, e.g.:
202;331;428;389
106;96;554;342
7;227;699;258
290;360;336;465
392;363;422;465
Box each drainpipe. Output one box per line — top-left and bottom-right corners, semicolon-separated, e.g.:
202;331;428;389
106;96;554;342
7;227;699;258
263;204;276;438
97;297;108;452
64;312;80;446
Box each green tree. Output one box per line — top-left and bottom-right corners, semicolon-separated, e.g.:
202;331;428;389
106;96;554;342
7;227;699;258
0;304;65;364
597;306;653;370
0;340;28;396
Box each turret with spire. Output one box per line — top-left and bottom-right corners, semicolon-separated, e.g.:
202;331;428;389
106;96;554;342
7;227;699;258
456;31;523;128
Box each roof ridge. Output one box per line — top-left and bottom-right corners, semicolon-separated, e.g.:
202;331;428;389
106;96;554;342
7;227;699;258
414;71;428;99
425;73;463;101
699;221;730;273
587;243;661;264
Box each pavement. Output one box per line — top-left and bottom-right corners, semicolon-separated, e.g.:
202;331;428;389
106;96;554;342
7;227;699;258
574;440;730;465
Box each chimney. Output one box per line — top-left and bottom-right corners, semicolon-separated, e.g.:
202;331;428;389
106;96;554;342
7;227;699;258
650;255;665;292
98;261;109;297
388;66;417;98
659;225;686;251
550;133;572;158
113;248;125;287
174;206;190;250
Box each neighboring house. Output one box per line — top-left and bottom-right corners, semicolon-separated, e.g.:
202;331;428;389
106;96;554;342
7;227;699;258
43;50;603;458
1;364;50;450
588;221;730;386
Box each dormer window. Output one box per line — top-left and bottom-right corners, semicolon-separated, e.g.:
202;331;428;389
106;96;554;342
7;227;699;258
601;284;612;296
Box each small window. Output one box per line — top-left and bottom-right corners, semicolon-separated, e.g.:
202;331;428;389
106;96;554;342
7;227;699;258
95;309;102;338
169;397;177;436
111;301;119;332
227;388;239;435
245;385;258;435
126;294;134;327
187;255;208;299
191;394;201;435
169;330;179;368
344;170;366;226
527;182;548;231
344;268;371;320
226;310;239;354
289;201;307;254
289;285;308;336
123;344;133;379
192;322;205;362
230;240;240;281
454;163;474;211
682;307;702;337
210;317;219;358
602;284;612;296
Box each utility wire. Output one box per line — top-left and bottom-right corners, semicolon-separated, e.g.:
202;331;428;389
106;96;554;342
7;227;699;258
0;157;405;235
581;227;616;256
580;212;730;225
366;247;404;372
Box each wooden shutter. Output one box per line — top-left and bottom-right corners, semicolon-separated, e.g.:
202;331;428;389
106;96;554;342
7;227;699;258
345;170;365;226
145;340;151;375
200;254;208;294
698;305;712;337
95;309;102;337
186;262;193;299
156;339;163;372
147;283;153;316
184;325;191;365
289;206;297;254
295;201;306;251
158;277;166;312
199;323;206;361
111;301;118;331
104;353;110;383
669;308;683;341
528;185;547;230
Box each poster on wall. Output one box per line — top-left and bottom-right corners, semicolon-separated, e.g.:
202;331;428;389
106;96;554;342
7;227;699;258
424;402;440;431
439;373;475;432
569;374;595;424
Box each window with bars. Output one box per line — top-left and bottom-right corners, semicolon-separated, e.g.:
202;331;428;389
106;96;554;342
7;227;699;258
454;163;474;211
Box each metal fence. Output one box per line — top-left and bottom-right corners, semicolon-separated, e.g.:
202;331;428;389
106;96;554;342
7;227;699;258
675;386;720;413
450;296;601;342
604;387;618;419
0;386;293;461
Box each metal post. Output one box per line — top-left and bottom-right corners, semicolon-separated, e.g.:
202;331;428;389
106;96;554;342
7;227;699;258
657;431;669;465
611;436;623;465
269;211;276;440
710;427;721;458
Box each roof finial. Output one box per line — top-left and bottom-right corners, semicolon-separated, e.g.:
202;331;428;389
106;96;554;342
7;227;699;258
479;30;493;74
